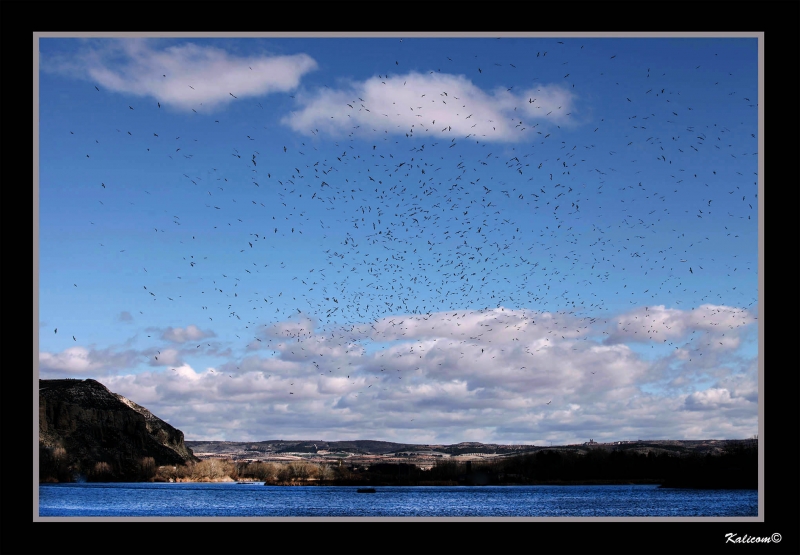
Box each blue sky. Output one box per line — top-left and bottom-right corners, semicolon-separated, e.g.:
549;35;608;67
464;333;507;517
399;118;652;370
38;36;759;444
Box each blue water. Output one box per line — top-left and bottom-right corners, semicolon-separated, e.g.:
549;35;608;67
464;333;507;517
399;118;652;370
38;483;758;517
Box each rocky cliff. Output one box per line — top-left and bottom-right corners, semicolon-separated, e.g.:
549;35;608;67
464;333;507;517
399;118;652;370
39;378;199;482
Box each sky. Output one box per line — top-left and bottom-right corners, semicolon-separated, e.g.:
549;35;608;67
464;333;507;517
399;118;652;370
37;36;759;445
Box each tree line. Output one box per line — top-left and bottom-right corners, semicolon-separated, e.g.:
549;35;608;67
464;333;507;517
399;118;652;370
40;443;757;489
427;443;757;488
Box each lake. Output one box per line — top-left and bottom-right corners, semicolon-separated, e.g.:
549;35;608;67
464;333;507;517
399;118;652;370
37;483;758;517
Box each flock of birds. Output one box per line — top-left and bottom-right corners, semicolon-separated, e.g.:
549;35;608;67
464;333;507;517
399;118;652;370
53;40;757;409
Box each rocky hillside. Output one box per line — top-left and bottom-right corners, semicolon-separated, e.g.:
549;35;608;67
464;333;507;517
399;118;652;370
39;379;199;482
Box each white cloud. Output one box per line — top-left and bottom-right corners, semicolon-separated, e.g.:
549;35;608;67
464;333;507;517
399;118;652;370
604;304;756;346
683;387;752;412
148;348;183;367
43;39;317;112
715;371;758;403
687;304;755;331
282;72;576;142
39;346;95;374
43;304;757;443
262;315;318;340
161;325;215;343
39;346;141;377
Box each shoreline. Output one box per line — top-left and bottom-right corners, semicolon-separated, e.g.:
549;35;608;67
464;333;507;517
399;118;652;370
40;478;754;489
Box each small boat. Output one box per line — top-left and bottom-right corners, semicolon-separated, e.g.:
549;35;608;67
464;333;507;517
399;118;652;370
356;487;376;493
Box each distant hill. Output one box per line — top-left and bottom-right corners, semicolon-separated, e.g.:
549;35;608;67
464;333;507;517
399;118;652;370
39;379;199;482
186;439;422;456
184;438;750;459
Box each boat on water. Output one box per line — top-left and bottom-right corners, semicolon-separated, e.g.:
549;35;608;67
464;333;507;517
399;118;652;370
356;487;376;493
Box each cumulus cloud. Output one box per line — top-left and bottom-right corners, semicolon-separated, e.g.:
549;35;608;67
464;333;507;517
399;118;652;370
683;387;752;412
83;304;757;443
604;304;755;345
39;346;141;377
42;39;317;112
161;325;215;343
147;348;183;367
282;72;576;142
262;315;318;340
715;370;758;404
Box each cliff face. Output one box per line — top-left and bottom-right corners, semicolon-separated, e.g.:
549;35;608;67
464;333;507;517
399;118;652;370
39;379;198;482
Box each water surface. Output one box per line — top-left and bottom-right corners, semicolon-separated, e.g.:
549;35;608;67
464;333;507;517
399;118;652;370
38;483;758;517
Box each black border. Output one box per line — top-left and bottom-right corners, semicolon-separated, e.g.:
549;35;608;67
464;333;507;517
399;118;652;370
4;1;799;554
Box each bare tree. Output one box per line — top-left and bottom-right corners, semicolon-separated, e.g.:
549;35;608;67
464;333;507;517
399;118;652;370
317;464;334;482
91;461;113;481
